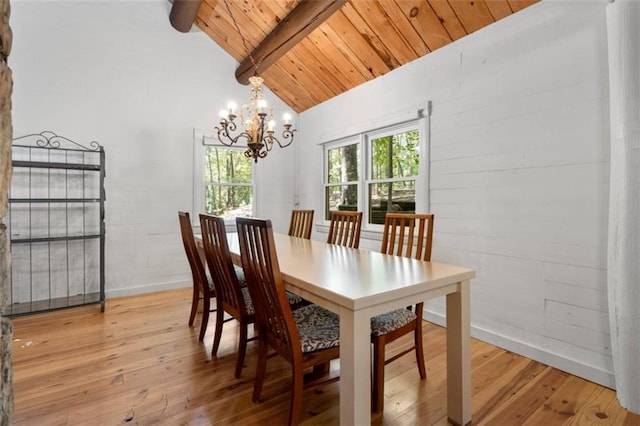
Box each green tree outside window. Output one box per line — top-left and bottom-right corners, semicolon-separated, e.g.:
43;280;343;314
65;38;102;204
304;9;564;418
204;147;253;217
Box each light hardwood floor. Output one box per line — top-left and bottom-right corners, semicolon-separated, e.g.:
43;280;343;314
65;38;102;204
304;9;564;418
11;288;640;425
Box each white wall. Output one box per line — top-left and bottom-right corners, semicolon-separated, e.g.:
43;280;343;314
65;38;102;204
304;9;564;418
299;0;613;387
9;0;296;297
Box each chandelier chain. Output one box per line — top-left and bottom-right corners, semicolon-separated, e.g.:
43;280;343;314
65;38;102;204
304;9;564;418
223;0;264;74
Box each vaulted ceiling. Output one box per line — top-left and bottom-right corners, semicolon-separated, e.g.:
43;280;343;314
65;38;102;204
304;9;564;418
191;0;541;113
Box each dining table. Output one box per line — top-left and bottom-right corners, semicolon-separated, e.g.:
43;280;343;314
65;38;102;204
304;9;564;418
198;232;475;425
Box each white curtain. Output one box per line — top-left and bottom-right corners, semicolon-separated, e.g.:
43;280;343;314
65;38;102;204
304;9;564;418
607;0;640;414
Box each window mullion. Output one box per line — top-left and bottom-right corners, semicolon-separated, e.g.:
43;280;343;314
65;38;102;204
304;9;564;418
360;133;366;223
367;177;415;185
206;182;253;188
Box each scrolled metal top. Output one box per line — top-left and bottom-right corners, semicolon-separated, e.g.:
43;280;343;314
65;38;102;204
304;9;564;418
12;131;102;151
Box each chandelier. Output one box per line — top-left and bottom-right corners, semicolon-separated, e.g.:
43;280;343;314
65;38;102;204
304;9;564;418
216;75;295;163
216;0;296;163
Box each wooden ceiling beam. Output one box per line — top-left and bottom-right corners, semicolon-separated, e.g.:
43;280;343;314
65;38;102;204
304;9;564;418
169;0;204;33
235;0;346;85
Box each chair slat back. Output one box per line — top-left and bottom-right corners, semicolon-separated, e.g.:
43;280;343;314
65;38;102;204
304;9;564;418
236;217;299;357
326;211;363;249
380;213;434;261
199;214;245;312
288;209;314;239
178;211;209;297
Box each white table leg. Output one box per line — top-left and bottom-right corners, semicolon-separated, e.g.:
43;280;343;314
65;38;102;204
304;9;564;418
446;280;472;425
340;308;371;425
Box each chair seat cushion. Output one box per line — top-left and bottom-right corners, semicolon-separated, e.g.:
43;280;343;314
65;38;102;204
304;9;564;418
371;308;417;337
234;265;247;287
240;288;299;316
293;304;340;353
240;287;255;316
285;291;303;306
204;271;215;293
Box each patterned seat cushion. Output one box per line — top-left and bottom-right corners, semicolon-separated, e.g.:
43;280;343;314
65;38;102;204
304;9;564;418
293;304;340;353
234;263;298;304
285;291;303;306
234;265;247;287
240;288;300;316
203;270;214;292
240;287;255;316
371;308;417;337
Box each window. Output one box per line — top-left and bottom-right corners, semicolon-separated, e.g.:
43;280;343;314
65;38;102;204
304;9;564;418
325;141;360;219
203;146;253;218
323;121;423;227
367;127;419;224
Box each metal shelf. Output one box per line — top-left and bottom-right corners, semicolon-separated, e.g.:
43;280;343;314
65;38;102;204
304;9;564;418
9;198;102;203
11;235;102;244
7;131;106;315
5;292;102;316
13;160;101;171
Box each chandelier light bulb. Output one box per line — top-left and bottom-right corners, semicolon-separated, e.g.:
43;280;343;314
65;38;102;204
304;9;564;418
227;101;237;115
283;112;292;125
267;120;276;131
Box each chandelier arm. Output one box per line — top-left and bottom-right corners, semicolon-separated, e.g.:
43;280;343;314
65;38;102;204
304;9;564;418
216;127;253;147
216;118;237;135
263;134;275;152
274;128;296;148
215;127;234;147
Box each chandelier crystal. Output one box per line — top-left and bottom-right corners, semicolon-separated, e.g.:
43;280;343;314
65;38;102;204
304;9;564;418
216;75;295;163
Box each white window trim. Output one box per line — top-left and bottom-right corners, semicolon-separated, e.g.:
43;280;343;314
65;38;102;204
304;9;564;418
317;103;431;236
364;121;424;232
322;135;363;222
192;131;257;229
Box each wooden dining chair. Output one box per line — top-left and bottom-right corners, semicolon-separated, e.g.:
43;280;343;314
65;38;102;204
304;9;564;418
288;209;314;239
326;210;363;248
236;217;340;426
199;214;256;378
371;212;435;412
178;211;215;341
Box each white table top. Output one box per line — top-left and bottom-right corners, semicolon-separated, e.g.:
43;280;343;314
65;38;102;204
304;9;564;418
227;232;475;312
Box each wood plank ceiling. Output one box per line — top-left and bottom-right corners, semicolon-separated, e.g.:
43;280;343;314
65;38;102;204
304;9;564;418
194;0;541;113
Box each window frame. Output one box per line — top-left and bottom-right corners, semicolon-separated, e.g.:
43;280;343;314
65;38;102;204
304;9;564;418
364;122;422;230
321;117;428;231
193;134;256;227
323;136;363;221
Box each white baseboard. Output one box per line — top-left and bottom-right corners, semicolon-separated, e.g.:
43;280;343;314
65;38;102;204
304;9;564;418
106;280;190;299
423;310;616;390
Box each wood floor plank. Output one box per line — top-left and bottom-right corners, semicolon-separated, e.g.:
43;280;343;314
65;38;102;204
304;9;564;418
523;375;628;425
600;392;638;424
11;287;640;425
479;366;569;424
565;389;618;425
473;355;549;422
